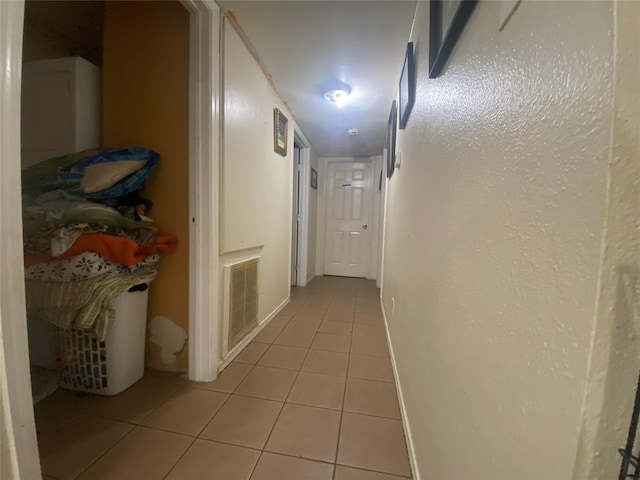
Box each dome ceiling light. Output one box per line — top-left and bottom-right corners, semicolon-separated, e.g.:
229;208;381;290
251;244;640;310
323;82;351;109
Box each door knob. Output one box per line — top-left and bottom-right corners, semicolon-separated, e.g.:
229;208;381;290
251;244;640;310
362;225;368;230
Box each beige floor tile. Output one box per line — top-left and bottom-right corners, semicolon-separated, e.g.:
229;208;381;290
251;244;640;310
355;302;381;315
78;375;180;424
265;403;341;462
38;413;133;480
324;310;355;323
304;298;332;308
357;290;380;299
273;324;317;348
140;388;228;436
353;323;387;339
35;388;84;436
268;314;292;329
301;350;349;377
254;327;281;344
334;465;410;480
280;302;302;316
287;372;346;410
343;378;400;419
250;452;334;480
257;345;308;371
292;309;326;320
329;297;356;312
200;395;282;449
354;312;384;325
296;306;329;317
319;320;353;335
288;316;322;330
350;336;390;357
337;413;411;477
348;355;394;382
311;332;351;353
142;369;193;387
76;426;192;480
198;363;253;393
166;439;260;480
234;342;270;365
235;366;297;401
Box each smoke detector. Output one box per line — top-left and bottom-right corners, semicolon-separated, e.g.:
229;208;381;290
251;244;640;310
347;128;359;136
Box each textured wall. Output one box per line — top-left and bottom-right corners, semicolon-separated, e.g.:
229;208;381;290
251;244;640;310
573;2;640;478
103;1;190;371
382;1;614;478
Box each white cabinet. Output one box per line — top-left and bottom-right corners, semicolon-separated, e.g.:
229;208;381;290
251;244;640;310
21;57;101;168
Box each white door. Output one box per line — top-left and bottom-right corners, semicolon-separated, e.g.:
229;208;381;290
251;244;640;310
324;161;373;277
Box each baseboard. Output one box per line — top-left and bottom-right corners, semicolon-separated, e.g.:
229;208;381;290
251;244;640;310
218;296;289;370
381;300;420;480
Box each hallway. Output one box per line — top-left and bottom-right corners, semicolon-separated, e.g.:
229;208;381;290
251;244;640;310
35;276;412;480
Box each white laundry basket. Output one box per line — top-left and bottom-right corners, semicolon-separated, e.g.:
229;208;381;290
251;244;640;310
55;286;149;396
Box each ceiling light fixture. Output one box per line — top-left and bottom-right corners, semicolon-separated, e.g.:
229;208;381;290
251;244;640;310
347;128;359;136
323;83;351;109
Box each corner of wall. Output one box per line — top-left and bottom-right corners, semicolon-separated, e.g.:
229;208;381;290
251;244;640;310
572;1;640;477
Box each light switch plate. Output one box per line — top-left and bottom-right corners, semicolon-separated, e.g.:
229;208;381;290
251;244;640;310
395;151;402;169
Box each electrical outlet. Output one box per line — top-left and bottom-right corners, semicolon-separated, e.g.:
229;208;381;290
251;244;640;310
391;297;395;315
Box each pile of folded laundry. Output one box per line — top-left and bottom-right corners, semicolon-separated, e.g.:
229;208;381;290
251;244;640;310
22;147;177;342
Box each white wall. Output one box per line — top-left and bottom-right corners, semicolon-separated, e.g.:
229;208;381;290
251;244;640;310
219;18;294;360
573;2;640;478
381;1;625;479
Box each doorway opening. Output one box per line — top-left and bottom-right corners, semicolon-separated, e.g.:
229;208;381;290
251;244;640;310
1;0;219;476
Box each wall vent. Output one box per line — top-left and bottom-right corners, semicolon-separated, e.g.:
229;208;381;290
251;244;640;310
227;258;259;351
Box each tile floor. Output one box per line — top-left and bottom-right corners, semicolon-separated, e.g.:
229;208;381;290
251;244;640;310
35;276;412;480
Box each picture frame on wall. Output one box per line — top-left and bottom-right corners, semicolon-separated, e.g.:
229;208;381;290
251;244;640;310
399;42;415;130
386;101;398;179
274;108;288;156
311;167;318;190
429;0;478;78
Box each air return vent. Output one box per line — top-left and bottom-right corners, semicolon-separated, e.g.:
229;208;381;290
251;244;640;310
226;258;259;351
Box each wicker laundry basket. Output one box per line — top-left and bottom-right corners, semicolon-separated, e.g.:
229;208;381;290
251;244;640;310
55;286;149;395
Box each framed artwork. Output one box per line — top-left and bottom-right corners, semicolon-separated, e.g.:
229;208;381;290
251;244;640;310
386;101;398;179
399;42;415;130
429;0;478;78
273;108;288;156
311;167;318;190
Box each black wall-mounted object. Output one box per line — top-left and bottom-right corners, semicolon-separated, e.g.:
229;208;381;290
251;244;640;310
429;0;478;78
386;101;397;179
399;42;415;130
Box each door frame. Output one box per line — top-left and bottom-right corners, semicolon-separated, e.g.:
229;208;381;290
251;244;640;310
0;3;41;477
181;0;220;383
292;127;312;286
291;142;301;286
0;1;220;474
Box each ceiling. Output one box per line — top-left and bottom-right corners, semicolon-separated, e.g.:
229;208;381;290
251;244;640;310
218;1;417;158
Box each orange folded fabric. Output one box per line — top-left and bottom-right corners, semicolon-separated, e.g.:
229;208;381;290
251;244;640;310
25;232;177;267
